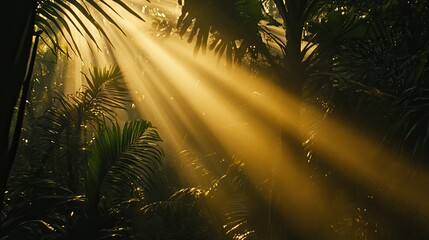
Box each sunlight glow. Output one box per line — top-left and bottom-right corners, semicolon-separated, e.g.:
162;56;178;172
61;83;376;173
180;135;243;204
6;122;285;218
55;0;429;238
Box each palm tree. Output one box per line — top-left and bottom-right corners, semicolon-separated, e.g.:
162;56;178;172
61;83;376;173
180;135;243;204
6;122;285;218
2;65;164;238
31;65;130;192
1;119;164;239
0;0;144;212
174;1;333;237
77;119;163;239
175;0;429;238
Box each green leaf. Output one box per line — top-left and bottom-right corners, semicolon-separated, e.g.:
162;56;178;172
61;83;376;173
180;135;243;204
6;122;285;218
85;120;163;208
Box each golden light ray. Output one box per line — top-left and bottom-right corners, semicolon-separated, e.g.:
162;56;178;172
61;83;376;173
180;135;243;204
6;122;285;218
165;34;429;227
56;0;429;238
109;20;360;238
312;117;429;225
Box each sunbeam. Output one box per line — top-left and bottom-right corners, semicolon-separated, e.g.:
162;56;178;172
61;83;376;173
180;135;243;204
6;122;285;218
52;0;429;238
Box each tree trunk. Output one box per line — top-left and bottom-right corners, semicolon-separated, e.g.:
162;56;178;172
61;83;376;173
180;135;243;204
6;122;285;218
267;1;310;239
0;0;36;212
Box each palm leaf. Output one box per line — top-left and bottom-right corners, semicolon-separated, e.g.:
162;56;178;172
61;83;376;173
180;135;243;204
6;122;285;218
36;0;146;57
207;161;261;240
85;120;163;209
37;2;81;52
177;0;268;64
136;161;262;239
79;65;130;123
1;175;85;239
136;187;217;239
385;87;429;162
33;65;129;172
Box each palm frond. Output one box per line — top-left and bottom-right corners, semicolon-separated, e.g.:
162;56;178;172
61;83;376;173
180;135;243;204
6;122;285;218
33;65;129;169
1;175;85;240
177;0;268;65
79;65;130;123
85;120;163;208
136;187;218;239
36;0;145;57
385;87;429;162
207;161;261;240
88;198;140;240
136;161;263;240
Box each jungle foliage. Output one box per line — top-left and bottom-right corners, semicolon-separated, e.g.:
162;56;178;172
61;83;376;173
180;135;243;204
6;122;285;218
1;0;429;239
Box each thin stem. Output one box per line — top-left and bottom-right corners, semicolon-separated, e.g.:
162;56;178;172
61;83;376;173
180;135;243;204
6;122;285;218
8;31;43;172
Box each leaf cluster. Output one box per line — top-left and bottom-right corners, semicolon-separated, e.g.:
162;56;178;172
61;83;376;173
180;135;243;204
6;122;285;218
177;0;270;65
35;0;145;56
